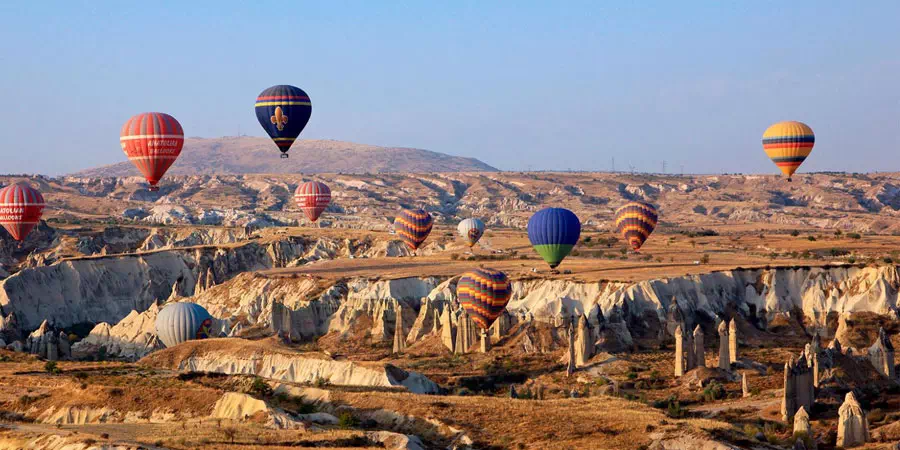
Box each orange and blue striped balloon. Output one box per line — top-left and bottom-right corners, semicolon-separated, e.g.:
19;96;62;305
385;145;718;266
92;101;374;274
457;268;512;330
762;121;814;181
394;208;433;251
615;201;658;251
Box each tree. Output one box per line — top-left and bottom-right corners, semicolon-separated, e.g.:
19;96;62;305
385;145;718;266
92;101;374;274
700;254;710;265
223;427;237;444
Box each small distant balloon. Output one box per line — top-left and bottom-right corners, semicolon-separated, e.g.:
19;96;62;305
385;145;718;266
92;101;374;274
527;207;581;269
762;121;814;181
394;208;433;251
457;268;512;330
615;201;658;252
255;85;312;158
457;218;485;248
155;302;214;348
294;181;331;222
0;183;45;242
120;112;184;191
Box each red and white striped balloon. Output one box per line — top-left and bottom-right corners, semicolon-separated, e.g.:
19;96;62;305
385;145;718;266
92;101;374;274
0;183;46;242
294;181;331;222
120;112;184;191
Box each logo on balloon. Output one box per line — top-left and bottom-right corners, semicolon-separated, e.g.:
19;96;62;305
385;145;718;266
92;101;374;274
196;318;212;339
468;228;482;242
270;106;288;131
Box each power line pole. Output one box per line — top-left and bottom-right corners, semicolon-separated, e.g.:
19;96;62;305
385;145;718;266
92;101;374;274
611;157;615;173
662;160;667;174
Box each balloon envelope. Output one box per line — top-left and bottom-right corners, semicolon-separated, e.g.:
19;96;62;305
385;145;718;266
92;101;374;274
0;183;45;242
457;218;485;247
457;268;512;330
120;112;184;191
155;302;214;348
762;121;814;179
615;201;658;251
294;181;331;222
527;207;581;269
255;85;312;157
394;209;433;251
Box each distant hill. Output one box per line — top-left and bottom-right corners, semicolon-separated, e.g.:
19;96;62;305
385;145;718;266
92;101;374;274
71;137;497;176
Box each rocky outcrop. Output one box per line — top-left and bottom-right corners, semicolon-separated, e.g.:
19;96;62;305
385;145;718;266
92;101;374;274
71;304;163;360
407;297;443;344
781;354;815;422
674;324;686;377
454;309;478;354
717;321;730;370
728;319;738;362
393;303;406;354
23;320;68;360
867;327;896;379
210;392;304;429
146;339;439;394
693;325;705;368
793;406;811;435
574;315;593;366
837;392;869;447
328;278;437;342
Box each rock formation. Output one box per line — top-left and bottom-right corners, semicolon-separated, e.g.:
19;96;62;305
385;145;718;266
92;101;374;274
57;331;71;360
793;406;810;435
693;325;705;368
454;309;477;354
407;297;442;344
566;320;575;377
574;314;593;366
717;321;730;370
150;339;441;394
837;392;869;447
392;304;406;354
480;330;491;353
23;320;67;360
728;319;738;362
674;324;686;377
781;354;814;422
867;327;895;379
72;304;164;361
490;310;512;341
440;307;455;351
742;373;750;398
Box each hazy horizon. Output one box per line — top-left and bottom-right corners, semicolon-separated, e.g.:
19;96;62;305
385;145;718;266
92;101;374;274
1;1;898;176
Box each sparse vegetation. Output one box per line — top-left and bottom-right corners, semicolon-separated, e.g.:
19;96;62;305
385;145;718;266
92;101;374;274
44;361;60;375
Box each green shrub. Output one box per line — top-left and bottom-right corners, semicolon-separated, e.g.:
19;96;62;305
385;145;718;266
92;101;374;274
44;361;60;375
702;381;725;402
807;235;816;241
249;377;272;397
848;232;861;239
790;230;800;237
338;411;359;429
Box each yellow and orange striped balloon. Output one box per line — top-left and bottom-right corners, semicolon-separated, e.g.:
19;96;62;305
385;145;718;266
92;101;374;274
762;121;814;181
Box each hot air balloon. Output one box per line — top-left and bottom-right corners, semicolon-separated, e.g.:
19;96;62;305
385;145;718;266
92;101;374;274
457;268;512;330
255;85;312;158
0;183;46;242
294;181;331;222
120;112;184;191
527;207;581;269
762;121;814;182
394;209;433;252
615;201;658;252
155;302;214;348
457;218;485;248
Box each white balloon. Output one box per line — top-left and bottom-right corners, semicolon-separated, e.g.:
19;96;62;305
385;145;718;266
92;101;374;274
155;302;214;348
457;218;486;247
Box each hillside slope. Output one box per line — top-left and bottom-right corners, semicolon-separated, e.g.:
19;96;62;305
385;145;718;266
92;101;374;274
71;137;497;176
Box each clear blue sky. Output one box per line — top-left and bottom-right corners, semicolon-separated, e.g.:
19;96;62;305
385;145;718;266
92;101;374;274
1;1;898;175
